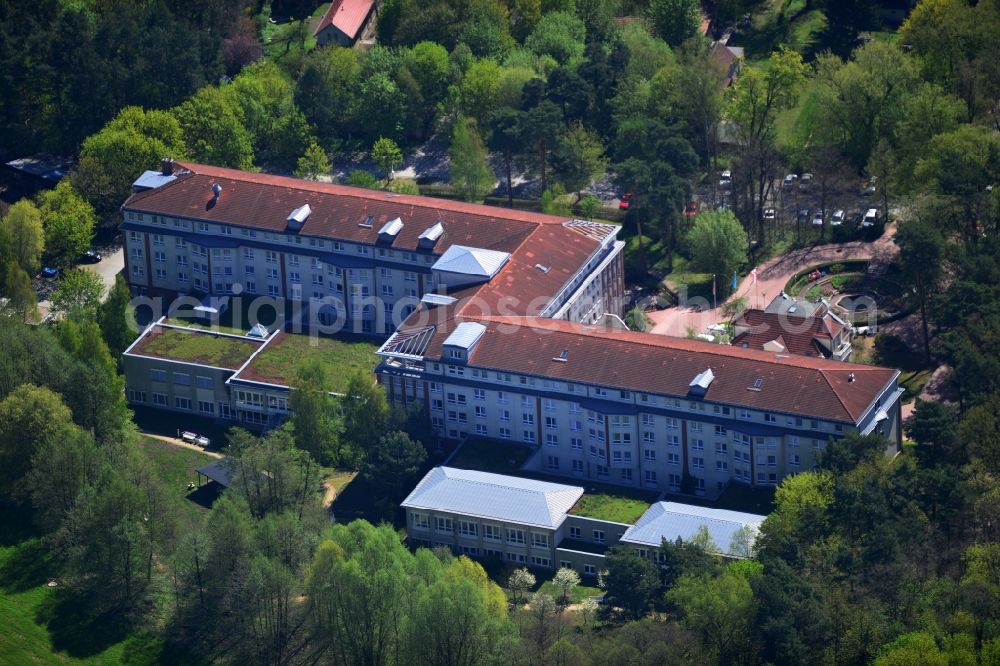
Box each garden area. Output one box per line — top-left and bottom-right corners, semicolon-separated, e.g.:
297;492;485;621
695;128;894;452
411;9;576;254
568;490;654;525
240;332;380;393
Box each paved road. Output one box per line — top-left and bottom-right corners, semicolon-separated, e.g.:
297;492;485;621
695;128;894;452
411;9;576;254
647;222;899;337
36;247;124;320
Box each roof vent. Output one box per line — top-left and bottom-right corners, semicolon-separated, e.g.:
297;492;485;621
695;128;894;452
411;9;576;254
418;222;444;248
247;323;269;338
287;203;311;231
848;372;855;383
552;349;569;363
211;183;222;200
689;368;715;396
535;264;551;273
788;305;797;313
359;214;374;228
378;217;404;242
161;158;175;176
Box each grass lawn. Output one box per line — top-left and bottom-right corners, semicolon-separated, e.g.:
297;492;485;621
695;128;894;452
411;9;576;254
568;491;652;525
447;438;535;474
899;368;933;404
262;3;327;62
138;326;261;369
136;437;218;523
243;333;380;393
536;579;603;605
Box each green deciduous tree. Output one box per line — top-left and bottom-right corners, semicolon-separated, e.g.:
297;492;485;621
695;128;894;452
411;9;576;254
0;384;74;497
648;0;701;47
35;181;96;269
1;262;38;323
227;428;322;519
73;107;188;227
459;59;503;129
295;46;362;146
525;11;585;64
666;564;759;664
98;276;136;358
552;566;580;605
686;210;748;300
551;123;607;199
340;370;389;461
507;566;536;605
294;141;331;180
25;424;101;533
488;109;526;208
372;137;404;181
289;361;343;465
2;199;45;274
449;116;495;202
50;269;104;318
173;86;254;169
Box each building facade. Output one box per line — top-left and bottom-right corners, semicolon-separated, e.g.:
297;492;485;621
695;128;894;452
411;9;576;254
120;161;626;335
401;467;765;577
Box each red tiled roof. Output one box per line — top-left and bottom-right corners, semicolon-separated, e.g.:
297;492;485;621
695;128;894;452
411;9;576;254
124;162;573;256
732;309;836;357
452;315;894;423
314;0;374;40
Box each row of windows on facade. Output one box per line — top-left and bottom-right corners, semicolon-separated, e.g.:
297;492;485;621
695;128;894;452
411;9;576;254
409;539;560;569
424;379;842;432
126;221;437;264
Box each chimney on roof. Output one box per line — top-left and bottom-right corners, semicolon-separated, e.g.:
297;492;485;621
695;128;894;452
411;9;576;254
211;183;222;201
848;372;855;383
161;158;174;176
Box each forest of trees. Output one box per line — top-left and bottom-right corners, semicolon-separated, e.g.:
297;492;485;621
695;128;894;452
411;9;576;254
2;0;1000;663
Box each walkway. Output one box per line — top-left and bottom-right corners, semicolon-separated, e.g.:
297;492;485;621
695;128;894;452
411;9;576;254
647;223;899;338
141;432;224;459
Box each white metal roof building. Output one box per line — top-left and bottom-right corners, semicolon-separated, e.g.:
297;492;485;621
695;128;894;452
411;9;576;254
400;466;584;529
620;502;765;557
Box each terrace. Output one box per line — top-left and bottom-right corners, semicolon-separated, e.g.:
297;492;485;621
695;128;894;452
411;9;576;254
236;332;380;393
130;324;264;369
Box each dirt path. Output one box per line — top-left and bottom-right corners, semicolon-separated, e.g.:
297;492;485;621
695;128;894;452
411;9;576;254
647;223;899;337
141;432;224;459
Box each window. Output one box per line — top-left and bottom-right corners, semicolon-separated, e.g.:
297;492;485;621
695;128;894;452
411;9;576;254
584;564;596;576
692;456;704;469
531;556;551;567
546;455;559;470
482;524;501;541
128;390;146;403
198;400;215;414
499;409;510;422
790;454;800;467
499;427;511;439
196;376;213;389
739;409;752;419
522;413;534;426
644;449;655;462
667;452;680;465
475;405;486;419
764;413;776;423
545;416;557;430
532;533;549;548
716;442;728;455
621;468;633;481
173;372;190;386
596;464;608;477
175;397;192;410
474;388;486;400
593;530;605;543
507;528;525;545
810;420;819;429
691;438;704;451
571;437;583;451
572;459;584;473
458;521;477;537
152;393;168;406
715;425;728;436
545;433;558;447
523;430;536;444
150;369;167;382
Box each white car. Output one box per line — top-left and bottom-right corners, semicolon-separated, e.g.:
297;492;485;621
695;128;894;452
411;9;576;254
812;210;825;226
783;173;798;188
763;207;776;221
719;169;732;188
799;173;813;189
862;208;879;227
831;210;845;226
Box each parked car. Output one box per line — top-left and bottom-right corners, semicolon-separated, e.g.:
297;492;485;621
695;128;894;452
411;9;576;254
783;173;798;188
684;201;699;218
799;173;813;189
719;170;732;188
797;208;811;225
812;209;825;226
618;192;632;210
831;210;845;226
862;208;880;227
763;207;776;222
80;249;102;264
40;267;58;278
862;176;877;196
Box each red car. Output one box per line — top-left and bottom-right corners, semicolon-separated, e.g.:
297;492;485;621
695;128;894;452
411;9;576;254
619;192;633;210
683;201;699;218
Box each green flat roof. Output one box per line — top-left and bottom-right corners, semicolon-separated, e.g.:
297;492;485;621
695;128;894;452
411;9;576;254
237;333;379;393
132;325;263;369
568;490;653;525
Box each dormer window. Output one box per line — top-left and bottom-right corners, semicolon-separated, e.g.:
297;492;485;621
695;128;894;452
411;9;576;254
287;204;311;231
